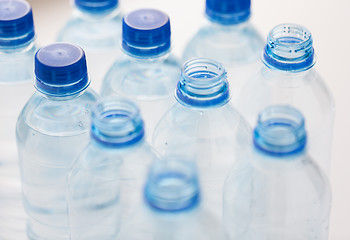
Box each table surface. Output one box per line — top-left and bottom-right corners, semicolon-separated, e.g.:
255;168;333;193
26;0;350;239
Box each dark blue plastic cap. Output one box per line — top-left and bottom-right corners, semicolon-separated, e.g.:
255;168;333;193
206;0;251;25
74;0;118;13
35;43;90;97
122;9;171;57
0;0;35;46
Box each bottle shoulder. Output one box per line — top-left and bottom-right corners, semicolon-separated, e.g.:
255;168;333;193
17;89;99;136
118;204;223;240
68;140;158;186
183;22;264;65
57;15;122;50
153;103;251;139
226;149;330;194
101;53;181;99
241;67;335;109
0;43;38;83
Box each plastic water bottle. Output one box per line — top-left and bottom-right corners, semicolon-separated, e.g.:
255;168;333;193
117;159;224;239
182;0;264;102
152;58;251;221
223;105;331;240
101;9;181;137
0;0;37;238
236;23;335;175
66;97;159;240
16;43;98;240
57;0;122;90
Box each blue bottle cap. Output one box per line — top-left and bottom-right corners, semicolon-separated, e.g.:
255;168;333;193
206;0;251;25
35;43;90;97
122;9;171;57
176;58;230;108
74;0;118;14
0;0;35;46
91;97;145;147
253;105;307;157
263;23;315;72
144;159;200;212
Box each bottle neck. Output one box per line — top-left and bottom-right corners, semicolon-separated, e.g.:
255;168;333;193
176;58;230;108
125;50;170;63
40;88;87;101
208;19;249;30
144;160;200;212
262;24;315;72
253;105;307;157
0;38;36;54
90;97;145;148
74;6;120;21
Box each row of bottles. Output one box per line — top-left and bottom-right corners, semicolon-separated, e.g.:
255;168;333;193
0;0;334;239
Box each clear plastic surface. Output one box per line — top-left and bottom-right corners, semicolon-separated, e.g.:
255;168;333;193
67;140;157;240
116;159;224;240
101;53;181;138
182;21;264;103
238;70;334;175
223;106;331;239
0;41;37;239
66;97;158;240
152;59;251;221
57;8;122;90
16;89;98;240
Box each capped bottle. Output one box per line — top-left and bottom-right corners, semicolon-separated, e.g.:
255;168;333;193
67;97;159;240
117;159;223;239
236;23;335;175
16;43;98;240
223;106;331;240
101;9;181;137
57;0;122;90
152;58;251;220
0;0;37;238
183;0;264;102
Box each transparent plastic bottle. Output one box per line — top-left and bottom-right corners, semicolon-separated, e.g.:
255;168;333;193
101;9;181;137
0;0;37;238
67;97;159;240
236;23;335;175
57;0;122;90
16;43;98;240
117;159;224;240
182;0;264;103
223;106;331;240
152;58;251;221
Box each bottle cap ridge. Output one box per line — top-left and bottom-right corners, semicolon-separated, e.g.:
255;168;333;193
206;0;251;25
122;9;171;57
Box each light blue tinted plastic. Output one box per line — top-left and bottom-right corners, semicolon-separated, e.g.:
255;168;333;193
144;159;200;212
253;106;307;156
117;159;224;239
263;23;315;72
101;52;181;138
66;97;158;240
16;89;98;239
176;58;230;107
57;6;122;90
223;108;331;239
183;21;264;103
236;23;335;175
0;41;37;239
152;58;251;222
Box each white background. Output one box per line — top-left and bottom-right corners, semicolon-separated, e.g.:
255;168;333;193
26;0;350;239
